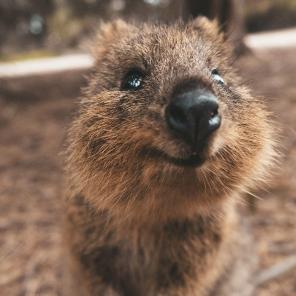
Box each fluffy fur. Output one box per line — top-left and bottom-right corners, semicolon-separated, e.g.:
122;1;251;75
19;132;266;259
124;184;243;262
64;17;276;296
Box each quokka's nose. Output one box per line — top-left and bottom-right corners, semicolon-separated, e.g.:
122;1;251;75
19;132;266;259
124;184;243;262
165;88;221;150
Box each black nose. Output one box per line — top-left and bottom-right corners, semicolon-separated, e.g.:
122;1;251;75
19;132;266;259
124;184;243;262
165;89;221;150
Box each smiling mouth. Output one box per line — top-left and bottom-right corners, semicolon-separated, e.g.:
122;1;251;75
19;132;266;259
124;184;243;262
140;147;205;167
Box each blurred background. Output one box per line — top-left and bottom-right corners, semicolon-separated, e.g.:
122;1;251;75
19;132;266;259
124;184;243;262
0;1;296;295
1;0;296;58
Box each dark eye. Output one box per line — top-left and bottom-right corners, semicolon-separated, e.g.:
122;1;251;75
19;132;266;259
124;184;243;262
121;69;144;91
211;68;225;85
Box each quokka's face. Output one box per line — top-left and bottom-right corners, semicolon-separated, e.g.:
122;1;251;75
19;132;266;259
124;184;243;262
71;18;275;204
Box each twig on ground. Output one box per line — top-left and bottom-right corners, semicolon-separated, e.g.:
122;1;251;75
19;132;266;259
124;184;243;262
256;255;296;286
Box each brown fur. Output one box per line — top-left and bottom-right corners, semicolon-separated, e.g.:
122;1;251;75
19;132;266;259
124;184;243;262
64;17;276;296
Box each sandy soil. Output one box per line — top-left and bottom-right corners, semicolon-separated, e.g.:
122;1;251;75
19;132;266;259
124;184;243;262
0;48;295;295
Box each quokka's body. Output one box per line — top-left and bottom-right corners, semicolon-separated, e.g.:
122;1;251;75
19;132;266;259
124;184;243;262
64;17;276;296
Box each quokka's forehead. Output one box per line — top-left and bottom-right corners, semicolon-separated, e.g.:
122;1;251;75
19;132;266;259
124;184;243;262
116;29;221;70
126;26;217;53
141;36;224;68
93;18;230;75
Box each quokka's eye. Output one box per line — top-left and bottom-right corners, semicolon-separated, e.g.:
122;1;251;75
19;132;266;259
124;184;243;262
211;68;225;85
121;69;144;91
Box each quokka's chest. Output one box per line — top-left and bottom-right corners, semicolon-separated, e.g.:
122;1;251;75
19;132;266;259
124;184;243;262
73;216;225;296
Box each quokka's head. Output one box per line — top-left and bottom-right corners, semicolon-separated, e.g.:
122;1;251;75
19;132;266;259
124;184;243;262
67;18;276;221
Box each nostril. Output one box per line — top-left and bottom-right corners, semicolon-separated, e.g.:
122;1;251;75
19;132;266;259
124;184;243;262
209;109;218;118
166;104;188;134
207;102;219;118
208;113;221;133
169;105;187;125
204;102;220;131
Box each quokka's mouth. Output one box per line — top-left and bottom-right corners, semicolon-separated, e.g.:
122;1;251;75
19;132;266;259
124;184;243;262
140;147;205;167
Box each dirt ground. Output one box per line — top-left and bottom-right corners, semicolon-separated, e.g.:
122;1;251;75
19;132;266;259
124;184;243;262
0;48;295;295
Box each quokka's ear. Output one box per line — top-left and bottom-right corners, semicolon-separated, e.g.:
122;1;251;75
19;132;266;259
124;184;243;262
188;16;224;42
98;19;130;42
92;19;132;61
